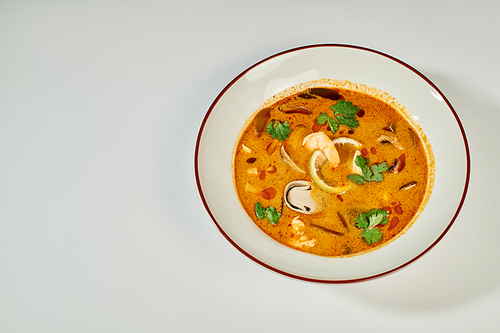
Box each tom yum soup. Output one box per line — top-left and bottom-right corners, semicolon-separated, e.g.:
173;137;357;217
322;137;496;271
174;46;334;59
232;79;435;257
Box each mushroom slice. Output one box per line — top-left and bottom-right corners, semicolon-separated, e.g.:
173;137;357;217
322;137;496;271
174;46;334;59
378;134;403;149
279;105;312;114
409;128;418;147
280;145;306;173
389;153;406;173
253;107;271;137
309;223;343;236
297;92;317;99
399;181;417;190
298;88;342;101
382;123;396;133
337;212;348;229
308;88;342;100
284;180;322;214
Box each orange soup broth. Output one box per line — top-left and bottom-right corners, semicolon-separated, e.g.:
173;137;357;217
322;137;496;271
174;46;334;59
232;83;433;257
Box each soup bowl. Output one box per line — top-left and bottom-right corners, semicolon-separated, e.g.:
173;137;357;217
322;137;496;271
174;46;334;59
195;44;470;283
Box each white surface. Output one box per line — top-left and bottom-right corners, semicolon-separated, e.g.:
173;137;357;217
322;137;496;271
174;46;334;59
0;0;497;332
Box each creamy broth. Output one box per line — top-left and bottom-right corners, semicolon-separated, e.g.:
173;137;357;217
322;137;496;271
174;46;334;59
232;80;434;257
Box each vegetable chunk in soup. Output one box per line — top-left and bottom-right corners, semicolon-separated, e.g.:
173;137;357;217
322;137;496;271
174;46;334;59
232;79;434;257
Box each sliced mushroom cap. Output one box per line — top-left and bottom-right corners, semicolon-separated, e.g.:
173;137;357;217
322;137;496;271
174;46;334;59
388;153;406;173
279;105;312;114
409;128;418;147
378;134;403;149
298;88;342;101
309;88;342;100
382;123;396;133
399;181;417;190
284;180;323;214
253;107;271;137
280;144;306;173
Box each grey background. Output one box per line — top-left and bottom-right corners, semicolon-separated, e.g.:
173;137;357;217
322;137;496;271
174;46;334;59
1;1;498;332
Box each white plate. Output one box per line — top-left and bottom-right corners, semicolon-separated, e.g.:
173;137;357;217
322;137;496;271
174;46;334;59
195;44;470;283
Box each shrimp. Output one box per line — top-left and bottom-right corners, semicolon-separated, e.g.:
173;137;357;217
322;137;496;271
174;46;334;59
289;217;316;248
302;132;340;166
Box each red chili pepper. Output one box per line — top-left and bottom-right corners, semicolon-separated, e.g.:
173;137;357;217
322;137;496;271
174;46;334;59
389;217;400;230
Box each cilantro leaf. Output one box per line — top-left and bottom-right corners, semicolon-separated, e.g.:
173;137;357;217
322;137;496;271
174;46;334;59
371;162;389;179
275;121;291;141
362;163;373;180
337;116;359;128
348;156;389;185
355;209;389;245
317;100;361;134
327;117;339;133
360;228;383;245
355;155;370;170
265;207;281;225
332;100;360;119
355;211;370;230
255;202;265;219
347;173;365;185
367;210;388;228
266;120;291;141
316;112;330;125
254;202;281;225
316;113;339;133
354;208;388;229
348;156;370;184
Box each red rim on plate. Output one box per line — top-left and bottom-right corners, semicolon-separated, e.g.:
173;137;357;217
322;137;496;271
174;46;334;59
194;44;470;283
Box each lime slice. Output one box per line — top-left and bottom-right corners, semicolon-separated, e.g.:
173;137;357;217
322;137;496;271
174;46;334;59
331;137;362;148
308;137;362;194
309;150;357;194
331;137;363;175
351;150;363;175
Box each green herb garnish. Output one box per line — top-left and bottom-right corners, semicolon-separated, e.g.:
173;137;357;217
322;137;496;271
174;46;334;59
255;202;266;219
255;202;281;225
348;155;389;185
317;112;339;133
266;120;291;141
355;209;389;245
264;207;281;225
317;100;360;134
